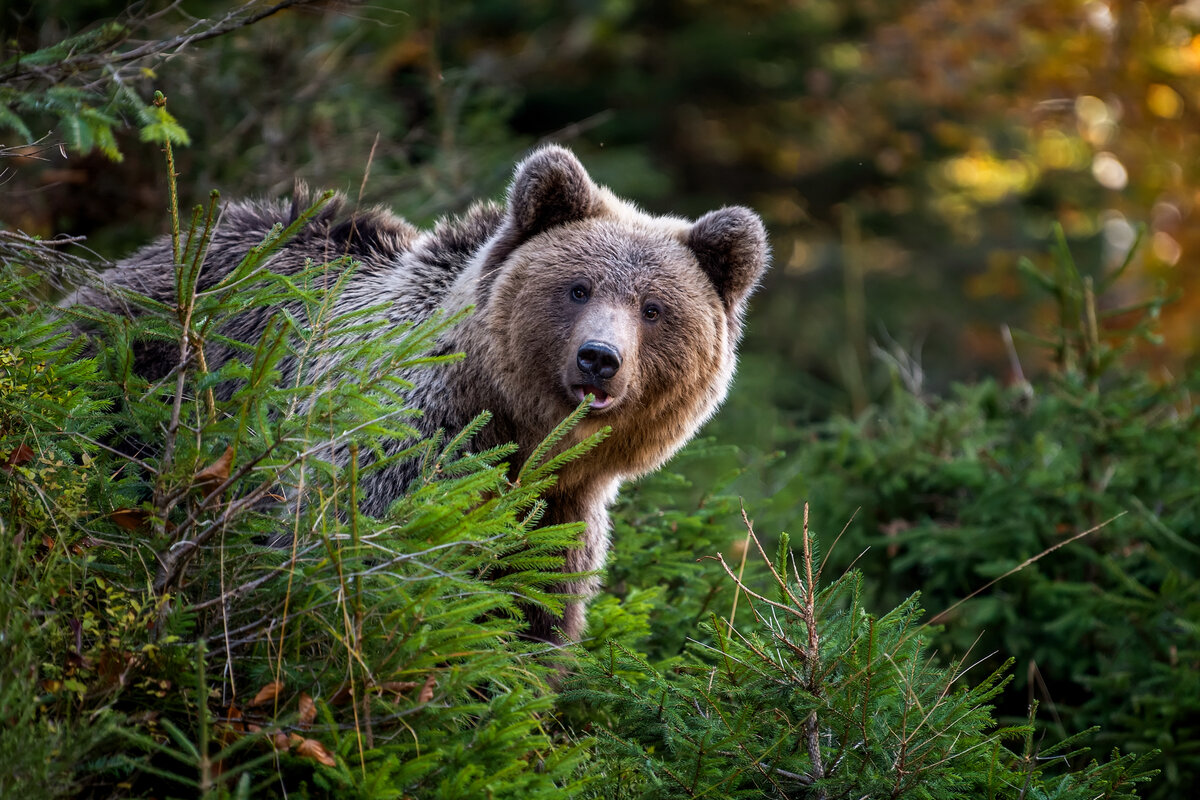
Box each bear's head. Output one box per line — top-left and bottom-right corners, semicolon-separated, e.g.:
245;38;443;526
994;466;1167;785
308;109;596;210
476;145;769;480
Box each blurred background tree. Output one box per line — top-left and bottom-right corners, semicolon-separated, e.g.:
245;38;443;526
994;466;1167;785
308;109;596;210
6;0;1199;411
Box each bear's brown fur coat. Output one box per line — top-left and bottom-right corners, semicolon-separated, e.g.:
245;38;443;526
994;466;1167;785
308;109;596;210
71;146;770;641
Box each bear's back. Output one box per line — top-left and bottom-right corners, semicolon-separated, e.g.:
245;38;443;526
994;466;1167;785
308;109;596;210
66;191;507;386
71;192;507;331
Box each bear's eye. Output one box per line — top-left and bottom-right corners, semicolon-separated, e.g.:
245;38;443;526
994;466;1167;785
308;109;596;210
569;284;590;303
642;303;662;322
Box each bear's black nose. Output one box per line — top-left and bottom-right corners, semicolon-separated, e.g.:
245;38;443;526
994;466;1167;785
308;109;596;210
577;341;621;380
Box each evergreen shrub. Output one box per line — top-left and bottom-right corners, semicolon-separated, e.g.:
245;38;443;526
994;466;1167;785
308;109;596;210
671;227;1197;799
0;165;593;797
0;24;1180;791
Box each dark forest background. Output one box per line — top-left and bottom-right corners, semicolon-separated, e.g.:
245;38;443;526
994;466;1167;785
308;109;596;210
11;0;1200;407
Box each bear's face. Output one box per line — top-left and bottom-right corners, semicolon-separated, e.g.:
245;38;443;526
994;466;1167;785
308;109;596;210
490;219;728;420
476;146;769;479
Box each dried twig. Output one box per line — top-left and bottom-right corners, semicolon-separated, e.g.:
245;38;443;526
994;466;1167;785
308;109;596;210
2;1;335;91
725;500;754;637
927;513;1125;626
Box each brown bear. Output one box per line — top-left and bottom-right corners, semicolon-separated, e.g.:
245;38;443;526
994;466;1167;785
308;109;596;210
69;145;770;642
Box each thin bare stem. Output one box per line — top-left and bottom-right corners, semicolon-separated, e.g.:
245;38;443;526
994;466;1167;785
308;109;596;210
928;513;1125;625
800;503;826;790
726;500;754;637
711;552;805;623
816;507;858;584
741;506;804;616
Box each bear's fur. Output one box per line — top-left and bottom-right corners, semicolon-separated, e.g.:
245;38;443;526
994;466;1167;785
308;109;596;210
70;145;770;642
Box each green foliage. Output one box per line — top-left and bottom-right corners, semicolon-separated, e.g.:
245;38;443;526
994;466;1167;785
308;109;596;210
0;21;126;152
0;21;190;159
4;167;1166;798
1;13;1185;797
715;230;1197;800
599;442;761;661
0;178;606;795
0;272;123;799
567;514;1158;799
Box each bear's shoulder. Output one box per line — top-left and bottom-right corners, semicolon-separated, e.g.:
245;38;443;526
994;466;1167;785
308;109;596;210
373;201;505;320
411;201;505;275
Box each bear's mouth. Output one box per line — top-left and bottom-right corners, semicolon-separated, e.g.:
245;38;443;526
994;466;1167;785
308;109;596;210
573;384;614;410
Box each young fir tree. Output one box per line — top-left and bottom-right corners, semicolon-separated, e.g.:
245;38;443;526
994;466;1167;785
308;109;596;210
566;505;1159;799
741;226;1199;799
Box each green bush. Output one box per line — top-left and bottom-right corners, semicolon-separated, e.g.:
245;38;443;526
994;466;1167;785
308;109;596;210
0;243;1162;795
569;511;1158;799
710;229;1199;799
0;147;1163;797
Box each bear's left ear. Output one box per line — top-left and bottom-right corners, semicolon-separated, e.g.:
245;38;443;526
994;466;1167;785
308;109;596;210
687;207;770;309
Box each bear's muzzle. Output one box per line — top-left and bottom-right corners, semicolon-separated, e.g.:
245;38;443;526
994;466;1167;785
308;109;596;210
574;340;621;409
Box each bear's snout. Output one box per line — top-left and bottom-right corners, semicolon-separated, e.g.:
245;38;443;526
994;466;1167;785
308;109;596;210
572;340;624;409
577;341;621;380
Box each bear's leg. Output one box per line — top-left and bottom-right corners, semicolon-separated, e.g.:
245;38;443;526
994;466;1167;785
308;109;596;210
521;584;594;644
520;488;612;644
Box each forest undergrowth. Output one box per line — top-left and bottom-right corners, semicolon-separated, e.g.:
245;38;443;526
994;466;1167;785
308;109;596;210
0;122;1180;798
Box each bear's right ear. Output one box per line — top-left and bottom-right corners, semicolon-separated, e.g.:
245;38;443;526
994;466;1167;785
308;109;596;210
506;145;602;240
478;146;601;300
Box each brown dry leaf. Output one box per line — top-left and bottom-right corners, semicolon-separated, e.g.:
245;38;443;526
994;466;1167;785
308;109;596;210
110;508;149;532
65;650;92;670
70;536;101;555
273;731;291;751
225;704;245;732
417;673;436;704
295;737;336;767
329;683;353;706
249;681;284;707
95;650;133;687
297;692;316;730
193;445;234;491
384;681;422;695
215;704;246;747
1;442;34;472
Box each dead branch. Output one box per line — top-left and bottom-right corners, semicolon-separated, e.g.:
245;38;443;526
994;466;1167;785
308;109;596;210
2;1;339;92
